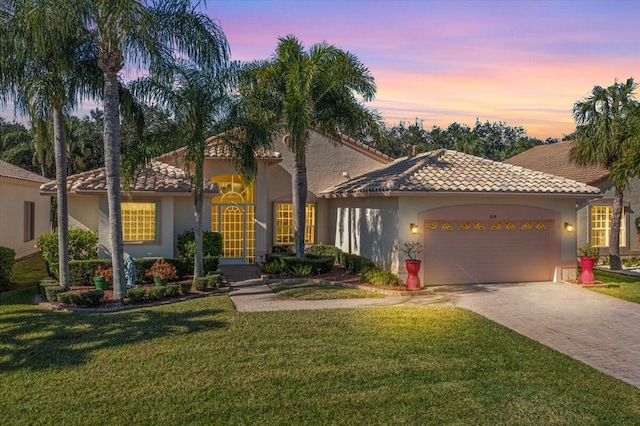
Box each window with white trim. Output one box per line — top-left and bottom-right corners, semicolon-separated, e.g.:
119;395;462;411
274;203;316;245
591;205;625;247
122;202;158;242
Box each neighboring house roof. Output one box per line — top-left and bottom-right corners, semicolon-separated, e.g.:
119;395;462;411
40;160;218;195
0;160;49;183
504;142;610;185
319;149;601;197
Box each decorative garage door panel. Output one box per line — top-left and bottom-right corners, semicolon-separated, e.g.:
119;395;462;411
423;220;552;285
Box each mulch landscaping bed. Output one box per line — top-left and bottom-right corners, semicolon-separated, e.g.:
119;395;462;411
273;266;434;295
38;279;229;312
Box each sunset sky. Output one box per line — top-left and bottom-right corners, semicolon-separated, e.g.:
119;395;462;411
1;0;638;140
208;0;639;139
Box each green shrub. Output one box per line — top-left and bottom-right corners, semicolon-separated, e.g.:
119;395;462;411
56;291;74;304
147;286;165;300
345;254;375;272
361;266;401;287
177;230;223;259
0;246;16;288
290;264;312;277
45;286;64;303
263;260;287;274
179;282;192;295
265;253;334;274
58;290;103;307
38;279;60;296
206;274;221;288
83;290;104;306
193;276;208;291
127;287;146;303
163;284;180;298
203;256;220;274
37;228;99;272
307;245;341;261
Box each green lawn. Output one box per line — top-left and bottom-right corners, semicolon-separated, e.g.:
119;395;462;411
1;286;640;424
9;253;48;288
269;280;385;300
588;270;640;303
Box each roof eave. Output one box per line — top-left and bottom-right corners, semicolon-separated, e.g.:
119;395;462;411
319;190;603;199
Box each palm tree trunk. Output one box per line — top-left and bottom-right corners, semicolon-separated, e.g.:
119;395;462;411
103;70;126;299
53;107;69;290
292;150;307;258
193;156;204;277
609;187;624;270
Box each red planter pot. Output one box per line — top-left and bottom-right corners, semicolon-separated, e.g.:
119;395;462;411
579;256;596;284
405;260;422;290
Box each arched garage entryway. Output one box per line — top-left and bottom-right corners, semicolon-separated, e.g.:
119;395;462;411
419;205;560;285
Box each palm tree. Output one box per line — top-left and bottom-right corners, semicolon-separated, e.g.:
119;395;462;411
570;78;640;270
246;35;381;257
130;62;235;277
81;0;229;299
0;0;100;290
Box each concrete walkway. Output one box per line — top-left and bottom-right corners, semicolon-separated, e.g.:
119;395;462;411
228;274;640;388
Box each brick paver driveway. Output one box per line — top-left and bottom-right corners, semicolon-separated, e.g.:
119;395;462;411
442;281;640;388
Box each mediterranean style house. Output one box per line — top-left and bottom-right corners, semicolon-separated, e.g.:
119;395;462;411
0;160;50;258
505;142;640;257
41;133;601;286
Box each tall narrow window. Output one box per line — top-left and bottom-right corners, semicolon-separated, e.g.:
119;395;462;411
591;206;625;247
24;201;35;242
274;203;316;245
122;202;157;242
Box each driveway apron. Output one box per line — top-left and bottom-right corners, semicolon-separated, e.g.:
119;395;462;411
443;282;640;388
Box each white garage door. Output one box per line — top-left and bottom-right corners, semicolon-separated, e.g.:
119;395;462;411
423;219;552;285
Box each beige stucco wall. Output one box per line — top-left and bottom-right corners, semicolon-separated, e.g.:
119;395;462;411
68;196;99;230
328;193;582;285
97;195;176;259
577;179;640;255
0;177;50;258
275;133;389;195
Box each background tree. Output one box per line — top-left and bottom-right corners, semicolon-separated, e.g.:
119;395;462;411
248;35;381;257
377;119;550;160
570;78;640;270
0;0;100;290
82;0;229;299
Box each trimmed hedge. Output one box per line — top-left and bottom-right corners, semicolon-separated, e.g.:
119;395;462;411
45;286;65;303
57;290;104;307
179;282;192;295
265;253;334;274
193;276;208;291
38;279;60;296
0;246;16;289
306;245;374;272
48;256;219;287
127;287;146;303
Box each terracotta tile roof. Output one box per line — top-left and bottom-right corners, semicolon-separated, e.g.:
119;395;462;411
504;142;609;185
0;160;49;183
319;149;601;197
40;160;218;194
155;133;283;164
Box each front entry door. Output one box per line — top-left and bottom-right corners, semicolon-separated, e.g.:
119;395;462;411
220;205;245;265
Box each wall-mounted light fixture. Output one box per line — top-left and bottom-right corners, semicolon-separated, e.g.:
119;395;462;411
410;223;419;234
564;222;574;232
